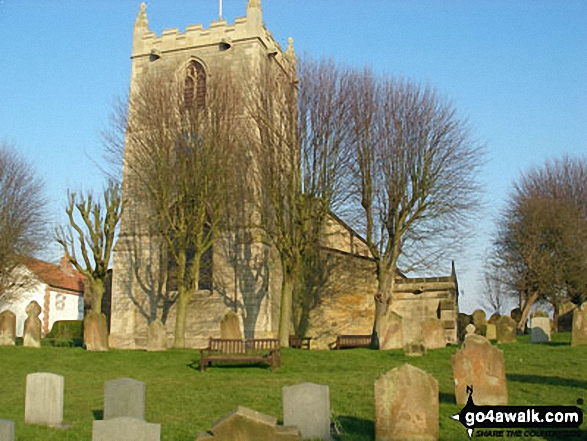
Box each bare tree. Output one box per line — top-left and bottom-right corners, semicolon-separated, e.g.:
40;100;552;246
493;156;587;330
0;142;47;303
347;73;484;348
251;57;351;346
121;70;239;348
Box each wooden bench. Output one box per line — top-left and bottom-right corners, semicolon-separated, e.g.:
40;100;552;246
199;338;281;372
289;335;312;350
335;334;372;349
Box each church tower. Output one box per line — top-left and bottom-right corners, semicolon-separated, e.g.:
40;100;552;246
109;1;297;349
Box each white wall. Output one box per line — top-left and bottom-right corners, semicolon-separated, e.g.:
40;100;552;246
47;289;84;332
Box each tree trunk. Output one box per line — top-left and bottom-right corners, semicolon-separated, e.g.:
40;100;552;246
173;289;190;348
278;268;295;348
552;302;559;333
518;291;539;331
89;278;105;315
371;267;394;349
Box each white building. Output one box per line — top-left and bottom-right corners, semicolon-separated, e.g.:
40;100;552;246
0;256;84;336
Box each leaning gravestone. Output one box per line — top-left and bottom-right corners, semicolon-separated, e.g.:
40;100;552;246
23;301;42;348
378;311;403;350
571;303;587;347
0;419;14;441
92;417;160;441
530;317;551;343
84;312;108;351
0;310;16;346
220;311;242;339
283;382;330;441
451;334;508;405
195;406;302;441
147;319;167;351
496;316;517;344
422;318;446;350
25;373;65;427
104;378;145;420
403;340;427;356
485;324;497;340
374;363;438;441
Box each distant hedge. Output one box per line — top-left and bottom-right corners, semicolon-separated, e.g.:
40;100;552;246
43;320;84;347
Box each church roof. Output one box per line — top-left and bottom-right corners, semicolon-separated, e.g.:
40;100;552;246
22;256;85;293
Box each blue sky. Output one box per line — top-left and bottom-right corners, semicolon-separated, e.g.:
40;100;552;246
1;0;586;313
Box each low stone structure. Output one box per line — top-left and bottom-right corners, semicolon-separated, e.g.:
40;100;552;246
196;406;301;441
485;323;497;340
220;311;243;339
147;319;167;351
374;364;438;441
0;419;14;441
25;372;65;427
496;316;517;344
0;310;16;346
378;311;403;350
283;382;330;441
571;303;587;347
422;318;446;350
23;301;42;348
451;335;508;405
92;417;160;441
104;378;145;420
530;317;551;343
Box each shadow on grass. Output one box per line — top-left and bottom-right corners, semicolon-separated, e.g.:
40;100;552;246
507;374;587;390
440;391;457;404
187;360;273;372
336;416;374;439
92;409;103;420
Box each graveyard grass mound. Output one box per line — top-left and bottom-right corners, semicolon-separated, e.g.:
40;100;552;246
0;332;585;441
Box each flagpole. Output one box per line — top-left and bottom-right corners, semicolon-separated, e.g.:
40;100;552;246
219;0;222;19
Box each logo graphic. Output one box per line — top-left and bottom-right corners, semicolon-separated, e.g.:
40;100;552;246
451;386;583;438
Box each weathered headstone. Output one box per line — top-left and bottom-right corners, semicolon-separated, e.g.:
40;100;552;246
510;308;522;325
571;303;587;347
530;317;551;343
422;318;446;350
0;419;14;441
471;309;487;327
23;301;42;348
464;324;476;336
457;313;471;340
92;417;160;441
485;324;497;340
195;406;302;441
374;364;438;441
403;340;427;356
220;311;242;339
84;312;108;351
283;382;330;440
378;311;403;350
451;334;508;405
25;373;64;427
487;313;501;325
0;310;16;346
496;316;517;344
104;378;145;420
147;319;167;351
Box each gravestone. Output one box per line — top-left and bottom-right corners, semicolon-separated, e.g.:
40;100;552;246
421;318;446;350
195;406;302;441
403;340;427;356
0;419;14;441
25;373;64;427
23;301;42;348
451;334;508;405
488;313;501;325
464;324;476;336
471;309;487;327
84;312;108;351
92;417;160;441
374;363;438;441
485;324;497;340
510;308;522;325
378;311;403;350
530;317;551;343
220;311;242;339
104;378;145;420
0;310;16;346
571;303;587;347
147;319;167;351
496;316;517;344
283;382;330;440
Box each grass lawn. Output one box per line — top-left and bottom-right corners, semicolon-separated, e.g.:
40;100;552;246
0;332;585;441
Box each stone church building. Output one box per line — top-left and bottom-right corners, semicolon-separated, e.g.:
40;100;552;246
109;0;459;350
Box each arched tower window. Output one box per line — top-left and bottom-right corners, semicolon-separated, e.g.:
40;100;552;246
183;61;206;109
